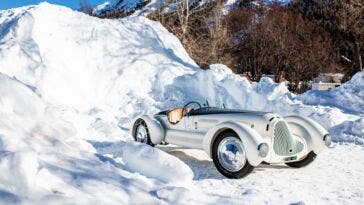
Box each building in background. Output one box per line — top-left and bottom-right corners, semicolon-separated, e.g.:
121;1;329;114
311;73;344;90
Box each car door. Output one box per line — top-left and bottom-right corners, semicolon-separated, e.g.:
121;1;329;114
166;116;187;131
190;114;220;133
164;111;204;148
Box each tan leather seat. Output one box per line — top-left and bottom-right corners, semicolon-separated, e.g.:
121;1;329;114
167;108;184;124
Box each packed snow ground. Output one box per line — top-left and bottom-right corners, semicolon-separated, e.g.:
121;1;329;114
0;3;363;204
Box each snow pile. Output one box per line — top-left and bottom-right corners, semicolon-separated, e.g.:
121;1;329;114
161;64;362;143
91;140;193;185
0;3;197;204
299;72;364;114
0;72;194;204
330;117;364;145
0;2;197;119
296;71;364;144
159;64;292;111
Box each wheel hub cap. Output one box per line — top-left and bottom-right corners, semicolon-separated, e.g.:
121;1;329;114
217;137;246;172
136;125;147;143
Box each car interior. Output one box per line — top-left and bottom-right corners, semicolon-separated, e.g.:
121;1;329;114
166;101;211;124
165;101;231;124
167;108;185;124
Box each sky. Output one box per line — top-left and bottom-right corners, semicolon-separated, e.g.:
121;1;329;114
0;0;108;10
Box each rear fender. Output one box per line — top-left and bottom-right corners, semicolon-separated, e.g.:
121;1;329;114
131;115;165;144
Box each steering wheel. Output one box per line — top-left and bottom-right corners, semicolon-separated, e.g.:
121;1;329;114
183;101;202;110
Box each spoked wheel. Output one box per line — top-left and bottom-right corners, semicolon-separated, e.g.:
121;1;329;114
212;131;254;178
133;119;154;146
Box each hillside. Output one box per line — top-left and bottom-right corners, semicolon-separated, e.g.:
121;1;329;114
0;3;363;204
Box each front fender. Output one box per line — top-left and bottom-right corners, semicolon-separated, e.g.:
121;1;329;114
285;115;329;154
131;115;165;144
202;121;268;166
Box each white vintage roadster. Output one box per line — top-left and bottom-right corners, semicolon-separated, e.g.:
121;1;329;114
131;101;331;178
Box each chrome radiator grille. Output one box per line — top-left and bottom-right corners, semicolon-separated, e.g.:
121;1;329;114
273;120;304;156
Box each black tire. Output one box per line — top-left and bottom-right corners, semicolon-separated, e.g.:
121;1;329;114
212;131;254;179
133;119;154;147
286;151;317;168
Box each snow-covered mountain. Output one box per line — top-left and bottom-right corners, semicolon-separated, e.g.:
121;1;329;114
93;0;161;16
93;0;238;16
0;3;363;204
92;0;291;16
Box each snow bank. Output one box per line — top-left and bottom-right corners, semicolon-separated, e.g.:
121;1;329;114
0;3;196;204
161;64;361;140
0;70;193;204
121;142;193;185
330;117;364;145
160;64;292;111
0;74;44;121
299;72;364;114
91;140;193;185
0;2;197;115
0;73;169;204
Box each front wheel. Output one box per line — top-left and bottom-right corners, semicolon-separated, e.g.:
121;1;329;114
286;151;316;168
133;119;154;146
212;131;254;178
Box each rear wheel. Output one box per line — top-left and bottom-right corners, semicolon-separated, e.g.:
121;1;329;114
212;131;254;178
286;151;316;168
133;119;154;146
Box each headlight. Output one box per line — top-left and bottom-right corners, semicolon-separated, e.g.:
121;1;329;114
323;134;332;147
257;143;269;157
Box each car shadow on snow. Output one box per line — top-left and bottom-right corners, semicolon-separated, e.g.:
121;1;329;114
161;149;223;180
0;189;21;204
88;140;291;181
158;146;291;180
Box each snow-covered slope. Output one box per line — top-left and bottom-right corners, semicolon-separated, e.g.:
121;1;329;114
0;72;194;204
0;2;197;121
299;72;364;114
0;3;363;204
0;3;197;204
